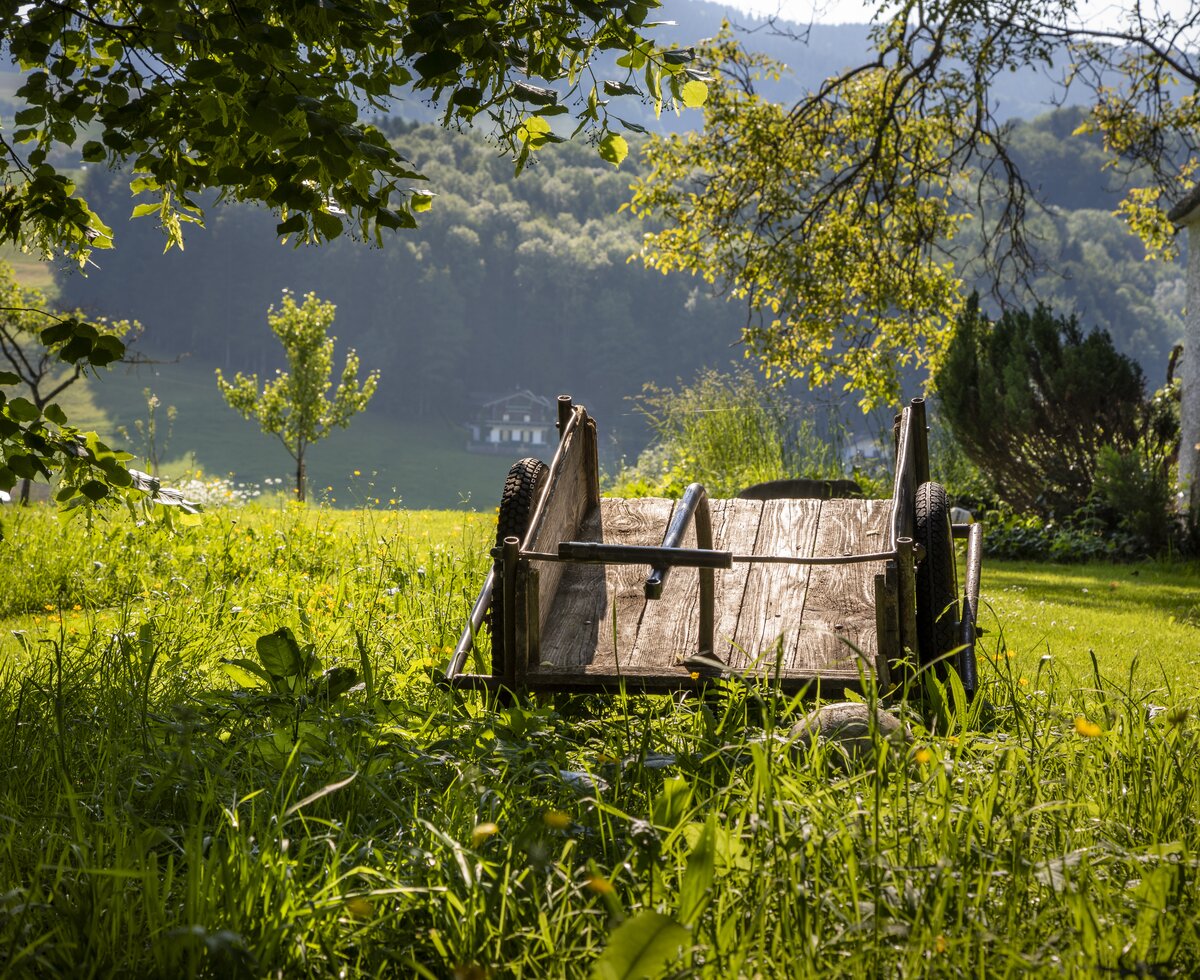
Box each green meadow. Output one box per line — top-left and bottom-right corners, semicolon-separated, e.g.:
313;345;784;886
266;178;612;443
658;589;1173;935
0;502;1197;977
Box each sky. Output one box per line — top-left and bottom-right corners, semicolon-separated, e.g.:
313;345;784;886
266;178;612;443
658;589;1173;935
718;0;1194;29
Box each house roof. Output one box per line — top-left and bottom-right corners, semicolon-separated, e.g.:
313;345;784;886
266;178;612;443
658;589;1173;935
479;389;554;411
1168;182;1200;226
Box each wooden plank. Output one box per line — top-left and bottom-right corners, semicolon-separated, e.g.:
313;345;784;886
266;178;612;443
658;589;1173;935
728;499;822;674
628;498;762;673
790;498;892;681
525;409;596;642
534;498;674;672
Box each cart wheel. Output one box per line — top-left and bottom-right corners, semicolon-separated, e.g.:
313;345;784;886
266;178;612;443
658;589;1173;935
914;481;959;677
489;458;550;648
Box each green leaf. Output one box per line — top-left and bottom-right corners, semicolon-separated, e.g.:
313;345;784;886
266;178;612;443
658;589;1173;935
43;403;68;425
680;80;708;108
0;371;20;386
130;202;160;218
678;816;715;925
651;776;690;829
312;210;343;240
276;214;306;236
411;192;434;213
592;911;689;980
413;48;463;79
221;658;268;689
598;133;628;167
5;397;39;422
256;626;304;678
79;479;109;501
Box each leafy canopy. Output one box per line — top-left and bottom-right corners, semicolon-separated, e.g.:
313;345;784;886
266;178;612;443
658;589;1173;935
216;290;378;502
1;0;706;260
629;4;1200;407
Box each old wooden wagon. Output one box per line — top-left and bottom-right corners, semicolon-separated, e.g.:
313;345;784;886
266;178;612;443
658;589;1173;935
444;396;982;698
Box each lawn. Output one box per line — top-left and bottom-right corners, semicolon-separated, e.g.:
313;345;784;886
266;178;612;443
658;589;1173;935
0;503;1197;977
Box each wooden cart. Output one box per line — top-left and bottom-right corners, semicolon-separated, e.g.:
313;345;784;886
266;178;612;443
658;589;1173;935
445;396;982;698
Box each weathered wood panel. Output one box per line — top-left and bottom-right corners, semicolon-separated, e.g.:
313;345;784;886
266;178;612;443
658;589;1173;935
535;498;673;672
728;499;822;674
789;498;892;681
525;409;597;640
628;498;762;673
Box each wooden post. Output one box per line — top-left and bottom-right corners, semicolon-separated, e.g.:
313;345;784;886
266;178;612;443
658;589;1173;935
896;536;919;665
501;536;520;688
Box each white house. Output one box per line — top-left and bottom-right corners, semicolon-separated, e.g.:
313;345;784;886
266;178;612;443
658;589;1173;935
466;390;557;454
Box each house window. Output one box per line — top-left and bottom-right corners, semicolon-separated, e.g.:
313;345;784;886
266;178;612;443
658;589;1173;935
524;414;530;422
502;413;510;421
533;430;543;445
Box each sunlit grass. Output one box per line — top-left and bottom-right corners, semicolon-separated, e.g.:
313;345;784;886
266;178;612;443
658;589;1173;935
0;503;1197;976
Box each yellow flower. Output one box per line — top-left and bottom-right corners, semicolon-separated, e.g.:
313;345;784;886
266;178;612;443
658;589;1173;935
689;671;700;680
1074;716;1102;738
586;874;615;894
934;935;947;954
542;809;571;831
914;747;932;765
1018;677;1029;687
345;896;374;920
353;470;361;476
470;822;499;848
43;604;54;612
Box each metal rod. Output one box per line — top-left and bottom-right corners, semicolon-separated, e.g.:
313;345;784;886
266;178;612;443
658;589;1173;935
645;483;713;600
896;536;918;659
959;522;983;698
446;567;493;679
526;544;897;567
892;406;915;547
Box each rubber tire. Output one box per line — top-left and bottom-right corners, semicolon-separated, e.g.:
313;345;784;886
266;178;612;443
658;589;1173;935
489;458;550;652
914;481;959;677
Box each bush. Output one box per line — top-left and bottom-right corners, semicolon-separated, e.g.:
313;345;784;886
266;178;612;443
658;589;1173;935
606;367;853;498
936;294;1146;517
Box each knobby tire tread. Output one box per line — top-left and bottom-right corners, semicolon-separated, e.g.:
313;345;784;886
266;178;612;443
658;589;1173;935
489;458;549;657
914;481;959;677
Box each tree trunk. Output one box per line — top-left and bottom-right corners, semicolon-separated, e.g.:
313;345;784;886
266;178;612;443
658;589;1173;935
17;478;30;505
296;454;307;504
1182;225;1200;524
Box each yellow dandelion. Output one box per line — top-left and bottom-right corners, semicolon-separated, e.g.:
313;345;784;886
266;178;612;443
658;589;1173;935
1018;677;1029;687
585;874;615;895
934;935;947;954
345;896;374;920
470;822;499;848
689;671;700;680
71;604;81;612
43;604;54;612
1074;716;1102;738
914;747;932;765
542;809;571;831
353;470;361;476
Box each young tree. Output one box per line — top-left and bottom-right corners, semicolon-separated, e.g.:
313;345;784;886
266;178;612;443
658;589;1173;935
216;291;378;503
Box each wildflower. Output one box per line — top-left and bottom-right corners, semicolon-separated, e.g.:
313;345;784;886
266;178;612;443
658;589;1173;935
934;935;947;954
586;874;615;894
345;896;374;920
1018;677;1029;687
914;747;932;765
689;671;700;680
353;470;361;476
543;809;571;831
1074;716;1102;737
71;604;81;612
43;604;54;612
470;822;499;848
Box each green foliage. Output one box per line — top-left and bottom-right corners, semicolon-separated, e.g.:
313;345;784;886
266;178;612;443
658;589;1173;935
629;32;964;409
0;0;703;259
936;295;1147;518
0;261;149;509
216;291;378;503
1;503;1200;974
607;366;847;499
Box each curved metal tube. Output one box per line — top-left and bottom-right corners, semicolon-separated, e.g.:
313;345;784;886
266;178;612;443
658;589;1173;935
644;482;715;656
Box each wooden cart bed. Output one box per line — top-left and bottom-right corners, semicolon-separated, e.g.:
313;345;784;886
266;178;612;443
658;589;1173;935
531;496;894;691
447;396;981;699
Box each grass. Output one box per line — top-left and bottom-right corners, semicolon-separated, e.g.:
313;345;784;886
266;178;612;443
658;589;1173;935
0;503;1198;977
71;355;515;510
